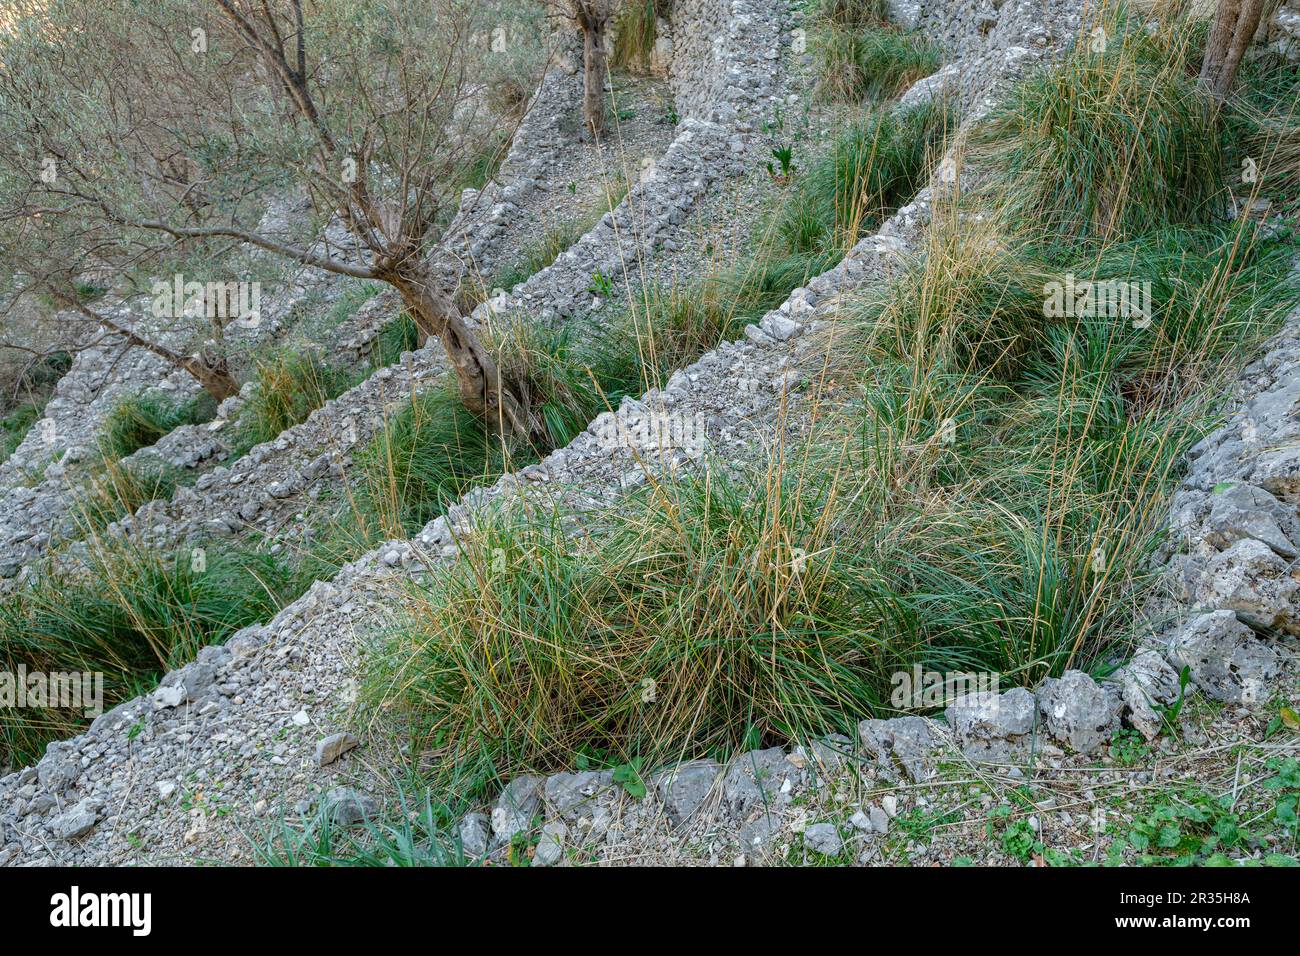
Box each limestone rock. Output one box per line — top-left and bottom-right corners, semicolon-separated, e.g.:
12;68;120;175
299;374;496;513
945;687;1037;760
1037;670;1122;753
858;716;942;782
655;759;721;828
1166;610;1281;703
313;732;360;768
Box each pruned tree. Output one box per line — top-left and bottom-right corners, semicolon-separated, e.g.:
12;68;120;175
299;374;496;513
0;0;544;437
1199;0;1268;102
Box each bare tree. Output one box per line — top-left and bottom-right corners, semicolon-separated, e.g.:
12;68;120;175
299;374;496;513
0;0;542;437
1200;0;1268;102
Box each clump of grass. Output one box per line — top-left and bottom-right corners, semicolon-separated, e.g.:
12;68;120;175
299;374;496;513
817;0;889;29
366;468;896;792
1232;53;1300;212
99;389;212;461
352;384;516;540
719;98;949;321
364;199;1297;798
627;281;750;376
851;226;1051;380
972;16;1227;241
495;321;647;448
456;129;511;192
369;312;423;369
353;319;648;539
68;458;181;533
787;98;950;254
1;401;43;464
611;0;665;71
0;539;303;767
326;281;383;329
228;349;357;460
817;26;942;103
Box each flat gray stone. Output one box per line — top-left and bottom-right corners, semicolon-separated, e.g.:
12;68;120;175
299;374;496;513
722;748;799;818
1108;651;1182;738
491;775;544;842
321;787;377;826
655;759;721;828
803;822;843;856
858;716;941;782
314;733;360;768
459;812;490;858
50;800;98;840
945;687;1037;760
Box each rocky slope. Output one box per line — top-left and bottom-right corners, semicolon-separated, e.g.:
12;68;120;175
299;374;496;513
0;0;1297;867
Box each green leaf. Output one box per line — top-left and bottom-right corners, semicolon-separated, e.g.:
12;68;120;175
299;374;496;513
612;760;646;799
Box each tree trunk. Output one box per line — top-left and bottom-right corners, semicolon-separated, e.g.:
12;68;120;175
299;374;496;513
183;354;240;403
579;11;608;138
391;269;531;440
1200;0;1267;102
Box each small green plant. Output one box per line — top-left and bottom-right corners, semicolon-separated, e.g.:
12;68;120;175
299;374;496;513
768;144;795;180
612;758;647;798
896;806;961;842
986;804;1042;863
1111;728;1152;767
1265;699;1300;738
588;270;615;298
1156;665;1193;736
1263;756;1300;842
1110;790;1254;866
74;280;107;302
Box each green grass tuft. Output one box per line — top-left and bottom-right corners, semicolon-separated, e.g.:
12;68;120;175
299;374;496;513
227;349;358;460
972;19;1227;241
817;26;942;104
99;390;212;461
0;539;306;767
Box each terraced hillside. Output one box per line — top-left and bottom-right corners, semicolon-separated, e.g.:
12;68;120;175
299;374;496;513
0;0;1298;871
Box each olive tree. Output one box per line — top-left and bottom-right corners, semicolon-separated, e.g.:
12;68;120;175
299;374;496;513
540;0;618;137
0;0;543;435
1200;0;1268;102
